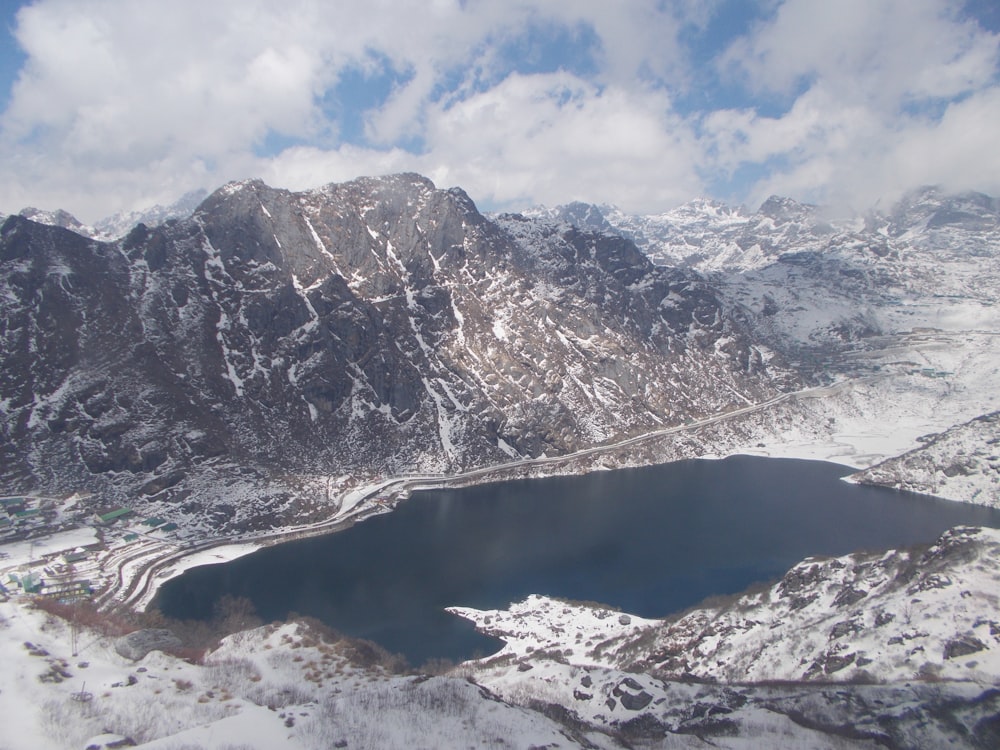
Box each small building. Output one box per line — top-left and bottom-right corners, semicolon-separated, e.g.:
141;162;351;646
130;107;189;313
0;497;26;510
160;522;179;532
123;533;140;542
63;551;89;564
42;580;92;600
20;572;43;594
142;517;166;528
13;508;41;523
95;508;133;525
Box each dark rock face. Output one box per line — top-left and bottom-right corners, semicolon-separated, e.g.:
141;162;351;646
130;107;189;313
0;174;788;530
114;629;182;661
943;635;987;660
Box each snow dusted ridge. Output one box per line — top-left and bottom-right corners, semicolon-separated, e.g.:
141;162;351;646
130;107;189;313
850;412;1000;508
450;526;1000;747
17;189;208;241
2;528;999;749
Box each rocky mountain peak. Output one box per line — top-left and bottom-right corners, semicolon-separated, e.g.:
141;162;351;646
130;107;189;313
17;206;99;238
756;194;815;224
888;185;1000;235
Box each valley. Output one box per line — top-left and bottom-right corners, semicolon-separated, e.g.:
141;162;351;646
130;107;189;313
1;176;999;748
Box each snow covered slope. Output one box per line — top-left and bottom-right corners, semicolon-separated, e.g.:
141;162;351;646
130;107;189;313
851;412;1000;508
4;528;999;749
455;527;1000;685
452;526;1000;747
0;600;597;750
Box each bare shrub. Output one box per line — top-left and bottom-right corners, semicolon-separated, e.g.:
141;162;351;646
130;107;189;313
418;656;457;676
41;697;103;748
30;598;132;637
204;657;263;699
245;681;314;709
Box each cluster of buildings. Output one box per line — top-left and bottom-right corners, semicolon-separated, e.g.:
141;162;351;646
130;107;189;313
0;496;181;602
0;496;51;535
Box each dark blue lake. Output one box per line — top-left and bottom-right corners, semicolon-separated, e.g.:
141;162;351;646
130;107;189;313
153;456;1000;666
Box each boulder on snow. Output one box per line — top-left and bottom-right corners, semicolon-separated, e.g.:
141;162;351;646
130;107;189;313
83;733;136;749
114;629;182;661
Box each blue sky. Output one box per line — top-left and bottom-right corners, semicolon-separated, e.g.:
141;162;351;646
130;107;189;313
0;0;998;222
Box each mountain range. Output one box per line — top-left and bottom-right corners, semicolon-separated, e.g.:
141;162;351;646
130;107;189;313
4;177;1000;535
1;175;790;532
3;175;1000;749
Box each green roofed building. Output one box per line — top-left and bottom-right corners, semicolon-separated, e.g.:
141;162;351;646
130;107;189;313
14;508;40;522
97;508;133;524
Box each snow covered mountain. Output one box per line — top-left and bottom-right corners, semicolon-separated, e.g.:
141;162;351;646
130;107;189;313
0;174;786;531
531;190;1000;492
537;188;1000;353
93;188;209;240
14;189;208;242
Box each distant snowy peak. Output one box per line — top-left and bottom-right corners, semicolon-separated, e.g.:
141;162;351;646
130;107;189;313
16;188;209;241
18;206;101;239
532;186;1000;278
756;194;817;223
887;186;1000;236
524;195;855;272
95;188;209;239
519;201;617;233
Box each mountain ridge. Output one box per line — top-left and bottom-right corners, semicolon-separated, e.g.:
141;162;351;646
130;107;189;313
0;174;786;532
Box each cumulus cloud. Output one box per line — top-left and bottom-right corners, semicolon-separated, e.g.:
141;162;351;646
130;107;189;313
0;0;997;221
711;0;1000;209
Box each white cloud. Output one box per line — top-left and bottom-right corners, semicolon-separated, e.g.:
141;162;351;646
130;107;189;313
723;0;999;107
0;0;998;221
418;72;702;212
886;87;1000;197
709;0;1000;210
4;0;698;219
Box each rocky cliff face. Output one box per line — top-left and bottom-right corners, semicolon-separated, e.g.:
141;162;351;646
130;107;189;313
0;174;787;530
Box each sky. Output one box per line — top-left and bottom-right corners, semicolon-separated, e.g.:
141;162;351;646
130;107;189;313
0;0;998;223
